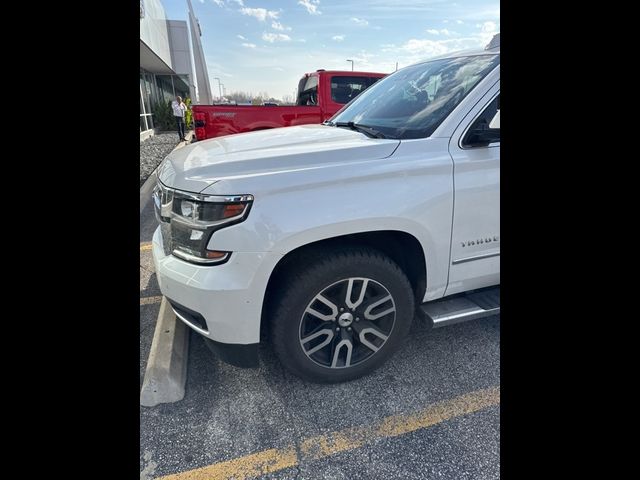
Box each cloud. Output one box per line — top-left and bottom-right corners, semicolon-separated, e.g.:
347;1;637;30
478;21;498;44
237;34;246;40
240;7;279;22
397;22;500;64
481;21;497;33
351;17;369;26
241;42;256;48
426;28;451;36
262;32;292;43
298;0;321;15
210;0;223;6
229;0;244;5
332;35;345;41
456;20;464;24
271;21;291;31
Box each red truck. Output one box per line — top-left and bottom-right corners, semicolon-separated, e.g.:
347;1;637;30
192;70;386;140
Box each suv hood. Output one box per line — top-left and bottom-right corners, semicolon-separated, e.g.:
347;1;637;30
157;124;400;192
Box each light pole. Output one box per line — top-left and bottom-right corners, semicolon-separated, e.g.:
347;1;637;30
346;59;354;71
214;77;222;101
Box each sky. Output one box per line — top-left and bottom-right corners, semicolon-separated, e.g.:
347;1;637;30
162;0;500;100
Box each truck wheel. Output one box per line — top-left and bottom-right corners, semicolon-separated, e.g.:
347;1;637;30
271;247;415;383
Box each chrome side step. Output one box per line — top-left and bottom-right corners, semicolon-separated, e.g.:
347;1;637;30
420;286;500;328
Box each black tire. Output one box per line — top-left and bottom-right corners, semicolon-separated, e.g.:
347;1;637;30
270;246;415;383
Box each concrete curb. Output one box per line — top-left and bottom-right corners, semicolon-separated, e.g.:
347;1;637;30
140;297;190;407
139;130;194;214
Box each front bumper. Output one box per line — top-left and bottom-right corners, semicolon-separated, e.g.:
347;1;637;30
151;226;282;347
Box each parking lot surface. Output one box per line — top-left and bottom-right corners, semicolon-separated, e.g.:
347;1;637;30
140;199;500;479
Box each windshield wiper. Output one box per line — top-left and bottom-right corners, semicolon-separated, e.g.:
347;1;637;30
322;120;335;126
334;121;386;139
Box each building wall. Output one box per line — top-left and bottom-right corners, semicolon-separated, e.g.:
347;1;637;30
140;0;171;68
167;21;191;75
167;20;197;101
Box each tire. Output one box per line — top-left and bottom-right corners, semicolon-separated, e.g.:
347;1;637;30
270;246;415;383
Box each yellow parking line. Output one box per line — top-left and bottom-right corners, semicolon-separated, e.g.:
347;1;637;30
140;296;163;306
158;386;500;480
140;242;152;251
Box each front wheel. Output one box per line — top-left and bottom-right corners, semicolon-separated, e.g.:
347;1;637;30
270;247;415;383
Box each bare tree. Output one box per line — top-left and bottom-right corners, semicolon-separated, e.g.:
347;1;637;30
281;94;294;105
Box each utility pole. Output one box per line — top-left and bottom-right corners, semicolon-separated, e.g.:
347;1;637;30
346;59;354;71
395;62;398;72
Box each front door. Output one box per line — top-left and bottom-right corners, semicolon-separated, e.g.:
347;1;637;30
446;84;500;295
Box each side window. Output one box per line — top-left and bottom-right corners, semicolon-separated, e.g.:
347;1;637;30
331;76;371;104
297;76;319;106
462;94;500;148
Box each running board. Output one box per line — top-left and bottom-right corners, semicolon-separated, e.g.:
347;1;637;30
420;287;500;328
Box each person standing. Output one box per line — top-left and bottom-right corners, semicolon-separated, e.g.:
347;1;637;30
171;96;187;142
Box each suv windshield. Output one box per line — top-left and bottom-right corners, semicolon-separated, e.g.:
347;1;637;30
330;54;499;140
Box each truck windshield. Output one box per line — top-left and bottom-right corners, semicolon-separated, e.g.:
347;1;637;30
330;54;499;140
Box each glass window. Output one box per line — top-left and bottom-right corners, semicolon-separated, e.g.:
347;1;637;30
175;75;191;99
156;75;175;105
296;75;319;106
330;76;379;104
140;74;152;116
331;55;500;139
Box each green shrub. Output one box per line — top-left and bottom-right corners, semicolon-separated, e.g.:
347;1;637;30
152;98;192;131
185;97;193;129
152;100;174;131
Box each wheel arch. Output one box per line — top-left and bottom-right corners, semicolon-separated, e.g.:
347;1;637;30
260;230;427;341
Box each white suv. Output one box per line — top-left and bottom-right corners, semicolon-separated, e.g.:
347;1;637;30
152;39;500;383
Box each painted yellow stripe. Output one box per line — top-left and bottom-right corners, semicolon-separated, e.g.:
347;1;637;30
140;296;163;306
158;386;500;480
140;242;152;251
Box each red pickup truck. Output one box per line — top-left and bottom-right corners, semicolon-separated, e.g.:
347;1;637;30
192;70;386;140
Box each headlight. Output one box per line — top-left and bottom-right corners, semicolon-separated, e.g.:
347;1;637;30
153;182;253;265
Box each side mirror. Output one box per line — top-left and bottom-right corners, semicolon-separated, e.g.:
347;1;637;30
465;120;500;147
464;108;500;147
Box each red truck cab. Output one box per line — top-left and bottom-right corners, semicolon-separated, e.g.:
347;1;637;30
193;70;386;141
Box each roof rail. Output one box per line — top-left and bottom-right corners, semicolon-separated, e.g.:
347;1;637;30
485;33;500;50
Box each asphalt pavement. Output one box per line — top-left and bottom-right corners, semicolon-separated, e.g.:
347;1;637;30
140;197;500;479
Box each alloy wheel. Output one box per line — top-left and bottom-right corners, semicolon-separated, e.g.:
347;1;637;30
298;277;396;369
